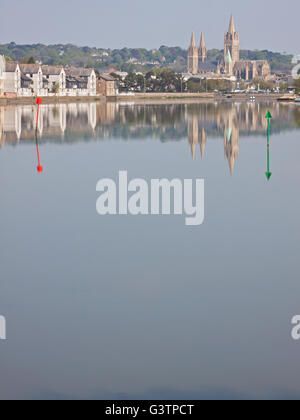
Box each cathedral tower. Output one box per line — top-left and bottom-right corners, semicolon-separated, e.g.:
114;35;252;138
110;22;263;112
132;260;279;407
188;33;199;74
224;15;239;63
225;49;234;76
199;32;207;63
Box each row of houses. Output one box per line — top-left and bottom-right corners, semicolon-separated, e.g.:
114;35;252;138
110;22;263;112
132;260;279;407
0;56;119;97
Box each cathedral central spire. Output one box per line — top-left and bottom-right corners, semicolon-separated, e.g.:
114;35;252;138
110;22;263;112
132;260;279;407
224;15;240;63
228;15;235;34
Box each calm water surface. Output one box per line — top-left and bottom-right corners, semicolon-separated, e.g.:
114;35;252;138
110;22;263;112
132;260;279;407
0;100;300;400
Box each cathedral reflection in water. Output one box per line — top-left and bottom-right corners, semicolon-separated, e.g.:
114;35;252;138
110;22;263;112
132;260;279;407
0;101;298;174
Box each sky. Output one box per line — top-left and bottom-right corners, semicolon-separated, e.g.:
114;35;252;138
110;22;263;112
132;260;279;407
0;0;299;53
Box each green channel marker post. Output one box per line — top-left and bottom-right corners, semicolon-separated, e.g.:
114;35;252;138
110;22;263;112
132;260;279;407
265;111;272;181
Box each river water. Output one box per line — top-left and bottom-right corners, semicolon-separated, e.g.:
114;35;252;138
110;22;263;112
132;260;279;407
0;100;300;400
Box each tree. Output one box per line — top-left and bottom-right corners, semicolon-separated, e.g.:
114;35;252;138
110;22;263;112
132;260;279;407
113;54;122;65
20;56;36;64
110;72;122;81
52;82;60;94
186;78;232;93
252;78;275;91
187;78;205;93
207;79;232;92
157;69;182;92
136;74;145;91
124;73;138;90
280;83;288;92
27;56;36;64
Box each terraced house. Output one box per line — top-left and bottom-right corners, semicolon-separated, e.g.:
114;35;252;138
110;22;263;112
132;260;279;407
65;68;97;96
19;64;44;96
1;57;99;97
3;61;21;96
42;66;66;95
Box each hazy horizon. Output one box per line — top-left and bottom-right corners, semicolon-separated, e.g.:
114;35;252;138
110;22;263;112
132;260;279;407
0;0;299;54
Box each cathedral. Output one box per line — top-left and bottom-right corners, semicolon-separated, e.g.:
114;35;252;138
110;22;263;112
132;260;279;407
187;16;271;81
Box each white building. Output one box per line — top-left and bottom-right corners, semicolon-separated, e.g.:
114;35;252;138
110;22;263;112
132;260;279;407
42;66;66;96
20;73;34;96
19;64;45;96
1;58;98;97
3;61;21;96
65;68;97;96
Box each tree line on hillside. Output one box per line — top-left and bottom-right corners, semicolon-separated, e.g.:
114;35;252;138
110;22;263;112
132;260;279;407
0;42;293;73
115;69;186;93
115;69;300;94
114;70;245;93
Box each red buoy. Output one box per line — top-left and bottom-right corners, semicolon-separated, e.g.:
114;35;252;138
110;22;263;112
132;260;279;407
35;98;44;174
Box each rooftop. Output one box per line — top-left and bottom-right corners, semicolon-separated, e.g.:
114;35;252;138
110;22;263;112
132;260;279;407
19;64;41;74
99;74;117;81
198;62;218;71
5;61;19;72
42;65;64;76
65;67;95;77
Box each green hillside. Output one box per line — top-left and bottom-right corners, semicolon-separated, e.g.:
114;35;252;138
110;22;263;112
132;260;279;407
0;42;293;73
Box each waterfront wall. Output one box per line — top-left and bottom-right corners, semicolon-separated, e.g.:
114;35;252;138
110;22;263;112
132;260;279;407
0;92;290;106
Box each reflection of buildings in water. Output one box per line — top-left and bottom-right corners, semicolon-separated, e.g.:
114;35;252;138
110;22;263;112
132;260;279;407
187;108;239;173
199;128;207;158
223;107;240;174
89;103;97;130
0;101;297;174
65;103;98;134
187;104;241;173
97;101;117;124
186;102;289;174
40;104;67;136
0;102;99;145
0;101;294;148
187;102;270;133
1;107;22;144
188;115;198;159
188;114;207;159
224;124;239;175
